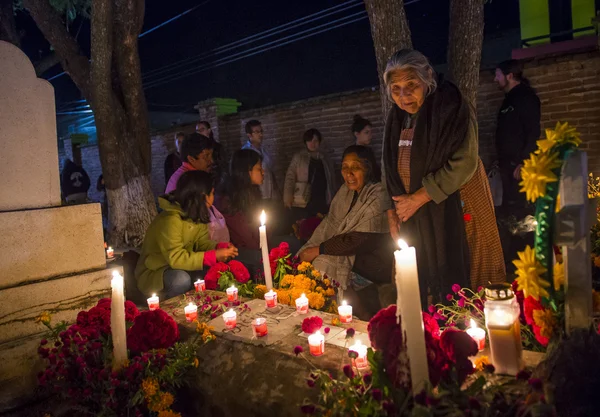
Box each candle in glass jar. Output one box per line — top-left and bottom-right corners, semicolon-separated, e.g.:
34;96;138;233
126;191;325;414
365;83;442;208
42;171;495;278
308;330;325;356
259;210;274;290
252;317;268;337
295;293;309;314
338;300;353;323
147;293;159;311
184;303;198;322
226;285;238;302
349;340;369;370
194;279;206;292
466;319;486;351
223;308;237;329
264;289;278;308
106;246;114;258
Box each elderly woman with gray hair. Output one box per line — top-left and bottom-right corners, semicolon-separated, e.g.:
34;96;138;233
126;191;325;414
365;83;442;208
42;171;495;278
382;49;505;305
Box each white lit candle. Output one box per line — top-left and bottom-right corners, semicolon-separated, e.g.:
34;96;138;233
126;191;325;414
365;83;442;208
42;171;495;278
466;319;486;351
264;289;278;308
194;279;206;292
226;285;238;302
252;317;268;337
223;308;237;329
184;302;197;322
259;210;274;290
394;239;429;392
338;300;353;323
147;293;159;311
110;270;127;370
295;293;309;314
106;246;114;258
349;340;369;370
308;330;325;356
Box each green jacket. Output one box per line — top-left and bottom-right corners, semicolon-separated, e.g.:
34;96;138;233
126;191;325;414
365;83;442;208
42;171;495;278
135;197;217;295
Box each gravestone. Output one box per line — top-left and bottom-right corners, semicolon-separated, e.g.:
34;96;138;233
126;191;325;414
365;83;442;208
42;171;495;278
0;41;118;411
555;150;594;333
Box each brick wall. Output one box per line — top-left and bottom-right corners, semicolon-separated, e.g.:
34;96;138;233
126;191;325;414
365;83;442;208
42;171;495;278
64;48;600;201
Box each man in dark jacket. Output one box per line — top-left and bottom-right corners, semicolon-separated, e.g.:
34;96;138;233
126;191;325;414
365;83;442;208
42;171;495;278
494;59;541;211
60;159;91;204
494;59;541;273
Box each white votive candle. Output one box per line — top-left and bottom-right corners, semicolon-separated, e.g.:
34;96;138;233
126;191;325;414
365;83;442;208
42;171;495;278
308;330;325;356
184;302;197;322
264;289;278;308
338;300;352;323
349;339;369;370
295;293;309;314
194;279;206;292
223;308;237;329
147;293;159;311
466;319;486;351
106;246;114;258
226;285;238;302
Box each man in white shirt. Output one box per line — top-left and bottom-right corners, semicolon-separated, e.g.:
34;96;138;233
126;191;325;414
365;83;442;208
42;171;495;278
241;119;278;200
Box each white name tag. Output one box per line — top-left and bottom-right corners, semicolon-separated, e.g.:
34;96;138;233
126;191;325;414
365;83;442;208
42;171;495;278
398;140;413;147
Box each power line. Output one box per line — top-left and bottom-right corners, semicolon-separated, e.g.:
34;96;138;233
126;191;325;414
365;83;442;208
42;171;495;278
142;0;363;79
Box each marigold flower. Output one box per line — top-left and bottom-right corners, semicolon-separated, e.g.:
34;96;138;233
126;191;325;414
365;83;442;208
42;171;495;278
513;246;550;300
157;411;181;417
323;278;331;286
594;256;600;269
35;311;52;325
533;308;556;339
331;317;341;326
553;262;565;291
142;378;159;398
306;292;325;310
298;262;312;272
253;284;267;300
593;290;600;313
472;355;490;371
325;288;335;297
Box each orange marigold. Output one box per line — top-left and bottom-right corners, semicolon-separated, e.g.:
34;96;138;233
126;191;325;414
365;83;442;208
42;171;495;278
142;378;159;398
158;411;181;417
594;256;600;269
307;291;325;310
473;355;490;371
533;309;556;339
593;290;600;313
325;288;335;297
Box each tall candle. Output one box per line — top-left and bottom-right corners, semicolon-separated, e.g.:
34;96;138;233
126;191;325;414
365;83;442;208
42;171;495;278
338;300;353;323
259;210;274;290
394;239;429;392
110;270;127;370
147;293;159;311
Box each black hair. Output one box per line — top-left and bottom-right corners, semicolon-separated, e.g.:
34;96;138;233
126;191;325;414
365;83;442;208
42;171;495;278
342;145;381;183
303;128;322;144
175;131;185;139
351;115;372;133
245;119;262;135
180;133;214;163
497;59;530;86
169;170;213;224
196;121;215;140
220;149;263;214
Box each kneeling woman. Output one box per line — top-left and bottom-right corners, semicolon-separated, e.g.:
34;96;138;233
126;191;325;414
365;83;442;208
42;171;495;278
298;146;393;317
135;171;238;299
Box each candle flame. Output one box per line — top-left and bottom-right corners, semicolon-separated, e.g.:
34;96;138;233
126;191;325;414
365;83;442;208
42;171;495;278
188;302;194;307
260;210;266;226
112;270;122;279
229;285;236;289
315;330;321;336
397;239;409;250
108;246;113;250
470;319;477;329
301;293;306;298
152;293;156;298
342;300;347;306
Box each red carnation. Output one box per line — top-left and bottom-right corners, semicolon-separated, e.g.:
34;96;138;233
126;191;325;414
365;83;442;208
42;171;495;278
523;296;543;326
278;242;290;256
95;298;112;310
439;328;478;383
127;310;179;352
422;312;440;339
367;305;399;351
205;262;229;290
228;260;250;284
124;300;140;322
301;316;323;334
84;306;112;335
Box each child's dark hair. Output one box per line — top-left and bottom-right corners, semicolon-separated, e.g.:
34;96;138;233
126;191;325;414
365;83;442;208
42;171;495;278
181;133;214;163
245;119;262;135
342;145;381;183
303;128;322;144
170;170;213;224
197;121;214;140
220;149;262;214
351;115;372;133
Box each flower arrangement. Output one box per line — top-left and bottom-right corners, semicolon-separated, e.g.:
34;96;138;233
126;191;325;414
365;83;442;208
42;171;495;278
35;299;202;416
268;241;295;284
301;316;323;334
204;260;253;297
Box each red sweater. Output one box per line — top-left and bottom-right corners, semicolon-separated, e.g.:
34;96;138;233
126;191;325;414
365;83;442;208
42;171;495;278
214;194;261;250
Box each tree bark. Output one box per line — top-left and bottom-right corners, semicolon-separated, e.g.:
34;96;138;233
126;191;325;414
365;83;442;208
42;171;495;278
364;0;412;118
0;0;20;47
447;0;485;108
34;52;61;76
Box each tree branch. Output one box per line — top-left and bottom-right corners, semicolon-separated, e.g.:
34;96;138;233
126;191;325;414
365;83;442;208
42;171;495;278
34;52;61;76
22;0;92;100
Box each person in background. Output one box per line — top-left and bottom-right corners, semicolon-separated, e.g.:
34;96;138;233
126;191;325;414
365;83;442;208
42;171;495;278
242;120;279;201
352;114;373;146
135;171;238;299
96;174;108;237
283;128;336;221
165;133;229;243
297;145;392;319
60;158;91;204
164;132;184;185
494;59;541;273
196;121;228;185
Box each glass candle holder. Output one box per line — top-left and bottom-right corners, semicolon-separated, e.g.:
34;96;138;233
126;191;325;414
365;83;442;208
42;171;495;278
338;300;352;323
106;246;114;258
252;317;268;337
466;319;486;351
308;331;325;356
184;302;197;322
194;279;206;292
223;309;237;330
226;286;238;302
264;290;278;308
295;293;309;314
484;284;523;376
349;340;369;370
147;294;159;311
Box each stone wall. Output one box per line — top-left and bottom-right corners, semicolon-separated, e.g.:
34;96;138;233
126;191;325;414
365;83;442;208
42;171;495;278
67;48;600;198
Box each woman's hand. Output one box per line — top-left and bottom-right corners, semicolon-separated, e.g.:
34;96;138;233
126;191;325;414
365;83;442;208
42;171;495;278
387;209;401;243
392;188;431;222
216;244;239;262
299;246;320;262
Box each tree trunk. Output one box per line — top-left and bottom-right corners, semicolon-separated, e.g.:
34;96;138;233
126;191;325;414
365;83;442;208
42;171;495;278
364;0;412;118
447;0;485;108
0;0;20;47
25;0;157;247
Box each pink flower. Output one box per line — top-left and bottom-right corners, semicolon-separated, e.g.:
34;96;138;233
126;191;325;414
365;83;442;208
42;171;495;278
293;346;304;356
451;284;461;293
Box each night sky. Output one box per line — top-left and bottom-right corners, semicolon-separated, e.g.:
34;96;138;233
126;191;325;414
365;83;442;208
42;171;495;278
17;0;520;113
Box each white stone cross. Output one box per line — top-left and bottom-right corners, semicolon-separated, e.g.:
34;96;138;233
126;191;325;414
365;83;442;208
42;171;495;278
554;150;595;334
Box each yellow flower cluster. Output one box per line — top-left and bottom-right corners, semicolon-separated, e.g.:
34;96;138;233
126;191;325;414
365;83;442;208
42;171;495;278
513;246;550;300
533;308;556;339
297;262;312;272
142;378;180;416
553;262;564;291
253;284;267;300
195;321;215;344
35;311;52;326
473;355;490;372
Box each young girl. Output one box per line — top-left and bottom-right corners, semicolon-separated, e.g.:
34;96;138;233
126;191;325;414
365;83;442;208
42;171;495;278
136;170;238;299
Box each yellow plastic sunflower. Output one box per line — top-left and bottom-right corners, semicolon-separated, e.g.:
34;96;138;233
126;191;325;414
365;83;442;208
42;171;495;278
553;262;565;291
519;151;561;202
513;245;550;300
536;121;582;154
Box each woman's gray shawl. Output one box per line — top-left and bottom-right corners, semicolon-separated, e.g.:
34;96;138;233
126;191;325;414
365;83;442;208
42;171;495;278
298;182;389;297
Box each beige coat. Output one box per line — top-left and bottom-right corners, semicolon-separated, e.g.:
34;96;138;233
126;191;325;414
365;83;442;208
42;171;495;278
283;150;336;206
